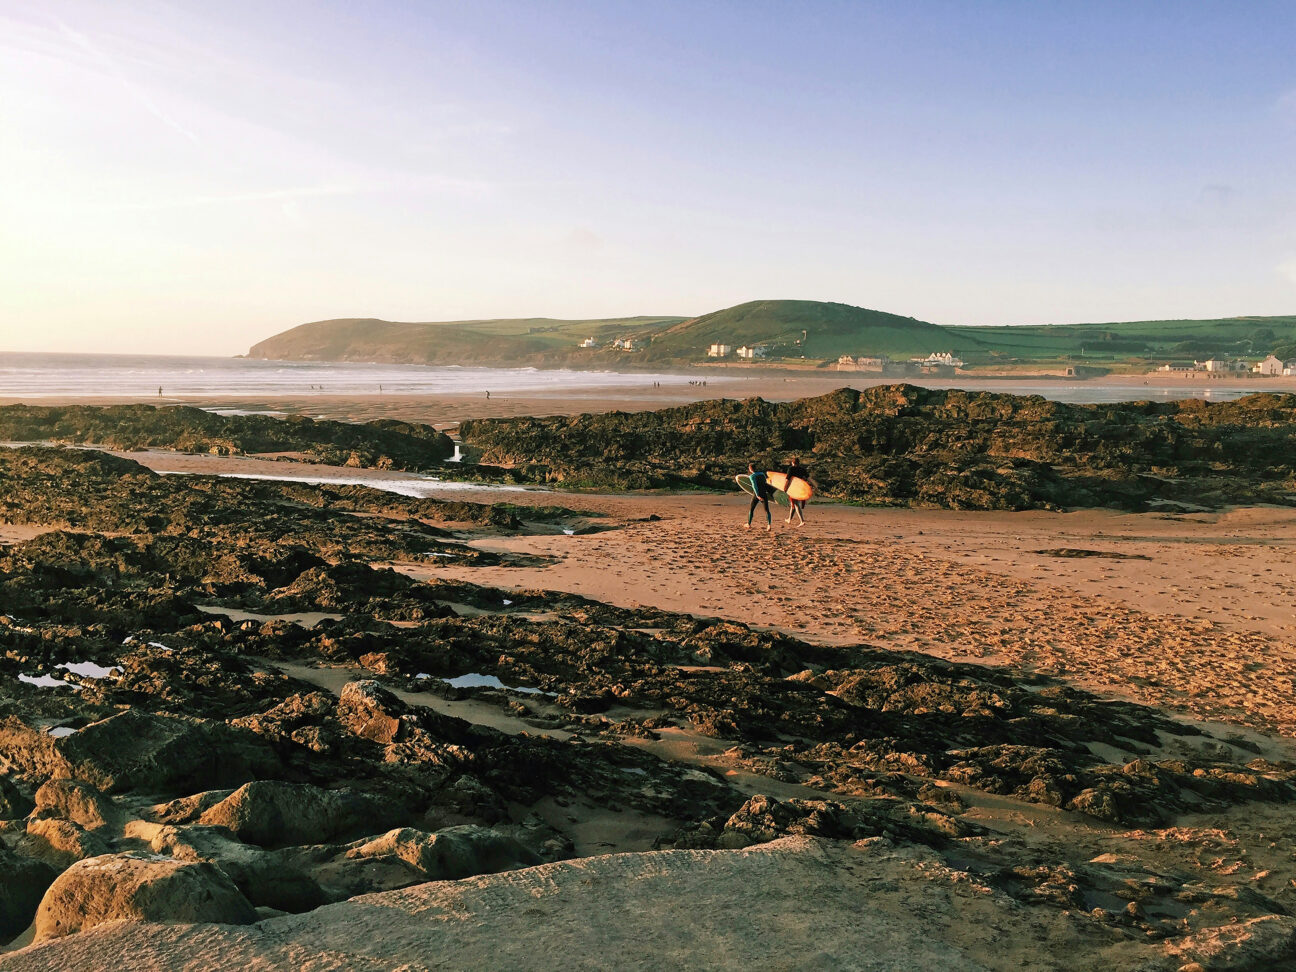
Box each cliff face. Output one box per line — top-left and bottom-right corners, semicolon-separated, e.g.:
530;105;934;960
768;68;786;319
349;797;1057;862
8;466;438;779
460;385;1296;510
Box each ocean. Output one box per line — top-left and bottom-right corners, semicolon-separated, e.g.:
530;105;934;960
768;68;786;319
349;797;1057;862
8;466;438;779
0;351;1277;404
0;352;715;398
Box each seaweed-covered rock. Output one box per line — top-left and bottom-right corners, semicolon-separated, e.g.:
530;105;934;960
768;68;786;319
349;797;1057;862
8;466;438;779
461;386;1296;511
50;709;280;794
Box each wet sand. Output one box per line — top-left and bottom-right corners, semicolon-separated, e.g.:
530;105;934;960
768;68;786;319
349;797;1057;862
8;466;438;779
115;449;1296;743
9;369;1296;427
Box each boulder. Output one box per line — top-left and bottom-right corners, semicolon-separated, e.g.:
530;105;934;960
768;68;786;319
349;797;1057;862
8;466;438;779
0;847;57;940
347;825;541;880
33;853;258;942
0;718;59;781
0;774;34;820
32;779;117;830
50;709;279;794
274;825;544;901
137;823;328;913
17;818;111;868
337;680;404;743
198;780;392;847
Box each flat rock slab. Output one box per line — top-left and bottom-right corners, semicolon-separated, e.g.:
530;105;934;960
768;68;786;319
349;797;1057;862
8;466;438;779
0;836;1223;971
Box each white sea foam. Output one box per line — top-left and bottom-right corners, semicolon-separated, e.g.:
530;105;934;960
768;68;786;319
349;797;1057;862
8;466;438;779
0;352;713;398
160;469;535;496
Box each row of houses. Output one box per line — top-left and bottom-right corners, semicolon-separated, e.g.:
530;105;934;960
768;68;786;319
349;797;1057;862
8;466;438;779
1155;355;1296;376
707;343;769;359
836;351;966;373
579;336;644;351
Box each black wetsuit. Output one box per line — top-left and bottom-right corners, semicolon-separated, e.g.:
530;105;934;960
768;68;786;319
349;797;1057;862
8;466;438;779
784;463;809;493
747;470;773;525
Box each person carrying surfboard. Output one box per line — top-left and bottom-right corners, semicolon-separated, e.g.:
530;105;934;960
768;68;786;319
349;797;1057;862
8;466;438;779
783;456;811;525
744;463;773;531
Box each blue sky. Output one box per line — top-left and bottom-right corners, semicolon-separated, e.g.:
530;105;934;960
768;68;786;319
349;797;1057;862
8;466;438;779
2;0;1295;353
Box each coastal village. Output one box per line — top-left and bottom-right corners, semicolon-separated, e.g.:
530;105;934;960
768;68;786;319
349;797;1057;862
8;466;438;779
579;331;1296;380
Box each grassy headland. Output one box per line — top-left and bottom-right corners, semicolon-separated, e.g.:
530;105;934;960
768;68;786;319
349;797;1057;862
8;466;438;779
246;299;1296;372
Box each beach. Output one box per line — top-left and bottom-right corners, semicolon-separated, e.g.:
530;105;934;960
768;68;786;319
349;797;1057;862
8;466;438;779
6;351;1296;429
6;406;1296;969
120;449;1296;741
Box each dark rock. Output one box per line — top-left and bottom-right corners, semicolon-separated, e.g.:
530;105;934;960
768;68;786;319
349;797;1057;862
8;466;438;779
50;709;280;794
0;774;34;820
198;780;397;848
137;823;328;913
337;680;405;744
0;847;57;940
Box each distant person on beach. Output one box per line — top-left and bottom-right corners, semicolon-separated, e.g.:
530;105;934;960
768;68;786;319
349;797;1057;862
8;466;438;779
157;386;162;396
486;390;490;399
744;463;773;531
784;455;810;525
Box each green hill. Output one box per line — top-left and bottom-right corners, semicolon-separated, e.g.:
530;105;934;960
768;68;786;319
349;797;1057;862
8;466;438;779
247;316;687;366
644;299;980;360
947;315;1296;362
247;302;1296;369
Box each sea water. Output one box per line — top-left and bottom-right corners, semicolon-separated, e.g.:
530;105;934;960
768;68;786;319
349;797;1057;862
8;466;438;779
0;352;714;399
0;351;1276;404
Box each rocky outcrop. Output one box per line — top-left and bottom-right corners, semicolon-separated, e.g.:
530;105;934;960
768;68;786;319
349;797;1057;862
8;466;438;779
17;818;110;868
345;825;541;881
9;837;1296;971
50;710;278;795
32;853;258;942
197;781;393;848
31;780;117;831
128;822;327;913
0;404;454;469
460;386;1296;510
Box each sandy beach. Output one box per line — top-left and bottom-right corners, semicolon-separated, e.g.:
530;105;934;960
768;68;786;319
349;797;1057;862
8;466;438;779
8;369;1296;428
118;449;1296;744
8;421;1296;968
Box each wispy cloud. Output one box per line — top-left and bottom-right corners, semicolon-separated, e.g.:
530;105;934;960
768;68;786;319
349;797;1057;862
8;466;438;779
93;174;492;213
54;16;200;144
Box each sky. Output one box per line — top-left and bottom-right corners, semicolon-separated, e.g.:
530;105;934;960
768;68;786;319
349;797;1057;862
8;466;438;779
3;0;1296;355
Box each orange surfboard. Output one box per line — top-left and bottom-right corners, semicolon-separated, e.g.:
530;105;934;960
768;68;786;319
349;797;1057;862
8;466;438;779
766;471;812;501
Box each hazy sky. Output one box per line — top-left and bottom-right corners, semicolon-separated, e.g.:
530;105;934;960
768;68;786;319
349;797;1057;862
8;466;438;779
3;1;1296;355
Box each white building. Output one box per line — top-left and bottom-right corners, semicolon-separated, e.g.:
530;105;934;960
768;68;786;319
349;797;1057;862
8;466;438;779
736;345;767;359
1255;354;1284;375
917;351;965;368
1200;358;1228;372
579;337;597;349
708;343;732;358
612;337;642;351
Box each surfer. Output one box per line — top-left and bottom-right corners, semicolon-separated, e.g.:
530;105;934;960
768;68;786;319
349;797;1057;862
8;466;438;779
783;456;810;525
744;463;773;531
